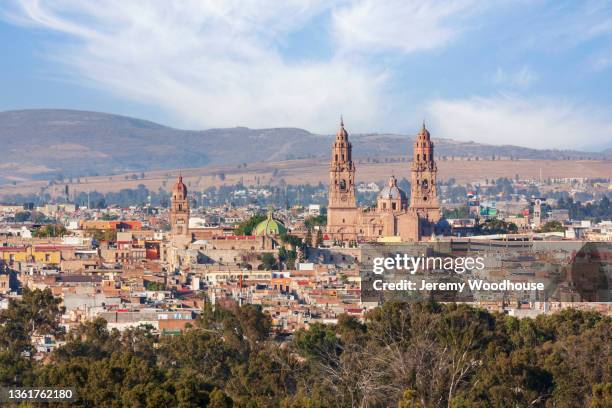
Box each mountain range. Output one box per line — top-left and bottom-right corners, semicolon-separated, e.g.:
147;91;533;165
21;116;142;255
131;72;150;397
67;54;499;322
0;109;609;185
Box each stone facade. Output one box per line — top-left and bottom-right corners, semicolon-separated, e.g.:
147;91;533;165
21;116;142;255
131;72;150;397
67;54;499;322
326;120;444;242
168;175;192;270
170;175;190;241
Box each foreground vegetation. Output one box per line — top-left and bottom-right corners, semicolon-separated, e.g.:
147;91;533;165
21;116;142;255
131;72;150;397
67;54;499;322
0;289;610;407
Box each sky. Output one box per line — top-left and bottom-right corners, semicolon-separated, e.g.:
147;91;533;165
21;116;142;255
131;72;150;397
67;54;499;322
1;0;612;151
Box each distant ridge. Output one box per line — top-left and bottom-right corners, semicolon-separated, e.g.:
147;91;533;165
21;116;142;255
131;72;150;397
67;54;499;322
0;109;608;184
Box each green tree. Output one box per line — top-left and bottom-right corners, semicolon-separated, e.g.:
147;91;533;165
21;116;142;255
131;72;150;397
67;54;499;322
32;224;67;238
208;389;232;407
315;229;324;247
235;214;267;235
259;252;277;270
0;288;64;355
304;229;313;247
13;211;31;222
538;220;565;233
304;215;327;230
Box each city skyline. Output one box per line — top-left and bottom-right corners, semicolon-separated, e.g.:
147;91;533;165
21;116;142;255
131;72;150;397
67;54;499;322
1;1;612;150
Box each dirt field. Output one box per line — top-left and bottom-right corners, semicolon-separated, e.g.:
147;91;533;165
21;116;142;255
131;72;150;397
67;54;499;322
1;158;610;198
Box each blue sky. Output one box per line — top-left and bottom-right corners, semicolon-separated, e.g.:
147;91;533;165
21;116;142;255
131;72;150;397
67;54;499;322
1;0;612;150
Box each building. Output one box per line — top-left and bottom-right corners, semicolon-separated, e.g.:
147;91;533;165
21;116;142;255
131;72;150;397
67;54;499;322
326;120;445;242
254;208;287;237
166;174;193;270
170;174;190;244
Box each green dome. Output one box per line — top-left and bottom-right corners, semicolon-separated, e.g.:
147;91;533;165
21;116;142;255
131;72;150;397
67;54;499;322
254;209;287;236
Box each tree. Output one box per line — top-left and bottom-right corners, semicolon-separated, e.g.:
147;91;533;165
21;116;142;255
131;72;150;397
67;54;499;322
235;214;266;235
259;252;277;270
479;219;518;234
304;215;327;230
304;229;313;247
14;211;31;223
0;288;64;355
538;220;565;233
0;299;609;406
208;389;232;407
32;224;67;238
315;229;324;247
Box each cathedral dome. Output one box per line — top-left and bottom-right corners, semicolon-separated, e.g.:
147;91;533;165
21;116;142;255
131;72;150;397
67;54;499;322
254;208;287;236
379;176;407;201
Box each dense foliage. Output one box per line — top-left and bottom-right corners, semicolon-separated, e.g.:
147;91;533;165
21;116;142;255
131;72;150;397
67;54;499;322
234;214;267;236
32;224;67;238
304;215;327;230
478;219;518;234
0;290;610;407
557;196;611;222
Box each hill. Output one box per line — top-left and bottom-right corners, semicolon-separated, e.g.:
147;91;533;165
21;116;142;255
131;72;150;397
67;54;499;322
0;109;609;184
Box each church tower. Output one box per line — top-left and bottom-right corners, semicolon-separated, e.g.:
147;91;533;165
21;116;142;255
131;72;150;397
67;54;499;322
327;118;358;240
170;174;190;239
410;123;441;223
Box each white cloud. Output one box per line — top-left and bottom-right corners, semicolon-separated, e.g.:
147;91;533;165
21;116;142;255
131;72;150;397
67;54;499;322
1;0;489;132
332;0;485;54
3;0;612;152
3;0;389;131
491;66;537;88
427;94;612;149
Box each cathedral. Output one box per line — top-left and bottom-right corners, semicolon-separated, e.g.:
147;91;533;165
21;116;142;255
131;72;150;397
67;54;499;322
326;119;446;242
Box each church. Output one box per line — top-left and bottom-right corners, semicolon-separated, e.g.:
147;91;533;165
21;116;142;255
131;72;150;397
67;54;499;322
326;119;447;242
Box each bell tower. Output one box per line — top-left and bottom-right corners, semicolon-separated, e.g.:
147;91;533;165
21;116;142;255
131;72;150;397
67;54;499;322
329;117;356;208
327;117;358;240
410;123;441;222
170;174;190;239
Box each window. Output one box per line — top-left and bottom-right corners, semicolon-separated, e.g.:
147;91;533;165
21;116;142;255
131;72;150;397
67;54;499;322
382;203;386;209
392;202;397;210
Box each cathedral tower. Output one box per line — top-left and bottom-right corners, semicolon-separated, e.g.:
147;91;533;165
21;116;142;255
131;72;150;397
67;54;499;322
410;123;441;223
327;118;358;240
170;174;190;239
